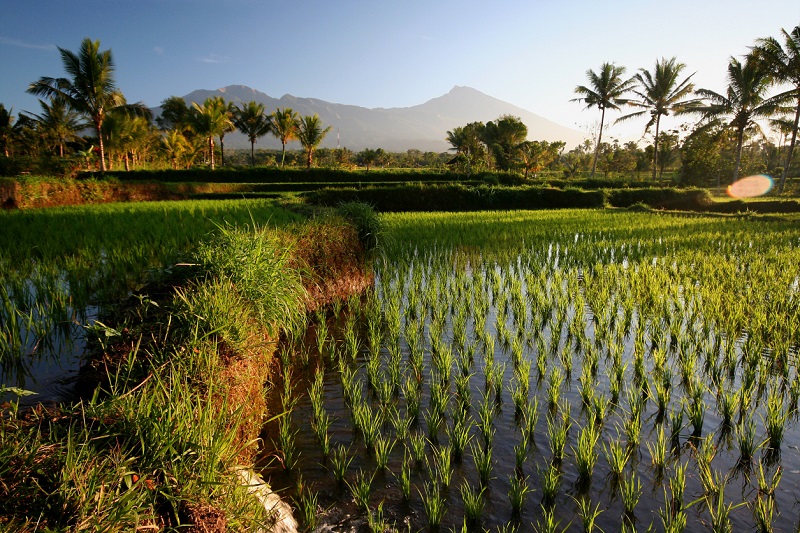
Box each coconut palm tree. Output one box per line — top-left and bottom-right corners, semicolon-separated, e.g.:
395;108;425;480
191;96;233;170
27;38;149;171
618;57;701;180
26;98;85;157
296;114;331;169
0;104;14;158
162;130;192;169
572;62;636;177
233;101;273;166
103;112;155;171
695;53;778;184
271;108;299;167
754;25;800;192
446;122;484;174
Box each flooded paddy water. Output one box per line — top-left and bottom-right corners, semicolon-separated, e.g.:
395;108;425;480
262;210;800;532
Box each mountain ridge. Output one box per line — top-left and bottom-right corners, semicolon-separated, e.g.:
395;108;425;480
160;85;587;152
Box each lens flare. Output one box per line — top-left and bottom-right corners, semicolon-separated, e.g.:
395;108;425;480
726;175;773;198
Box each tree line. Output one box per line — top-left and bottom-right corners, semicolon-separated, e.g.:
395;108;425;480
571;25;800;192
1;26;798;190
0;39;337;173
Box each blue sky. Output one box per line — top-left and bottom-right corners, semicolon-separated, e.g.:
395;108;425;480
2;0;799;142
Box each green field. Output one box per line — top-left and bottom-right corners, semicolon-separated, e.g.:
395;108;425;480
3;205;800;531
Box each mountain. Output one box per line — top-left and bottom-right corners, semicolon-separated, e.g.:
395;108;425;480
158;84;587;152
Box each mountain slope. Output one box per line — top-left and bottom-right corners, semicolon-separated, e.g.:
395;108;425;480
160;84;587;152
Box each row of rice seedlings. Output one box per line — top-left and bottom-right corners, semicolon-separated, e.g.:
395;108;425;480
280;209;800;530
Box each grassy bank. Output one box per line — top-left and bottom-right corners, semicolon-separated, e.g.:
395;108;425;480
0;201;380;531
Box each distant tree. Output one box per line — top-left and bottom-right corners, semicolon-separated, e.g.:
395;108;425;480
103;112;155;171
156;96;192;132
561;140;593;178
695;52;777;184
296;114;331;169
217;101;236;167
191;96;233;170
333;147;354;168
27;38;149;171
656;131;679;181
480;115;528;171
271;108;299;168
162;130;194;169
572;62;635;177
617;57;700;181
0;104;15;157
517;140;565;178
754;25;800;192
357;148;379;170
446;122;485;174
26;98;85;157
233;101;273;166
680;122;730;189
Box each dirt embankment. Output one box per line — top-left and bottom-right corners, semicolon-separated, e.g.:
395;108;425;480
0;178;186;209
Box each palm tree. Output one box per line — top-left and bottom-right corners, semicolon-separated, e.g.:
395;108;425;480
26;98;85;157
754;25;800;192
162;130;192;169
27;38;149;171
217;100;236;167
517;140;565;179
271;108;299;167
695;53;777;184
191;96;233;170
103;112;154;171
233;101;273;166
296;114;331;169
618;57;701;180
446;122;484;174
0;104;14;157
572;62;635;177
479;115;528;171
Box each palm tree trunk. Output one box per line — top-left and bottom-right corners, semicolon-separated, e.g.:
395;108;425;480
250;140;256;167
281;141;287;168
651;117;660;182
733;127;745;184
591;107;605;178
779;98;800;193
208;136;215;170
306;148;313;169
220;135;226;167
96;120;107;172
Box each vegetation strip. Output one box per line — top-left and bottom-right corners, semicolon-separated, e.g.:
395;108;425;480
0;201;380;531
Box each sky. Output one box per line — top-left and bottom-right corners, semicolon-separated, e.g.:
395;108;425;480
2;0;799;144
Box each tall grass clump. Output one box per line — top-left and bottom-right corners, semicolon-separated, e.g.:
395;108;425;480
336;201;384;252
193;222;306;336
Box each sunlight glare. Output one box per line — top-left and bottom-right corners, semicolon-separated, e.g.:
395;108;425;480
726;175;773;198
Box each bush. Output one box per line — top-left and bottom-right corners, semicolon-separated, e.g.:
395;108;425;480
306;184;605;212
605;188;713;210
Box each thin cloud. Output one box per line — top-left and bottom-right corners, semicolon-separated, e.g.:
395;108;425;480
154;46;164;55
199;53;227;64
0;36;56;50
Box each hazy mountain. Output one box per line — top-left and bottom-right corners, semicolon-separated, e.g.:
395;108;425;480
157;84;587;152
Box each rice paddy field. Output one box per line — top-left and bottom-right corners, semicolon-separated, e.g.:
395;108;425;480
0;199;301;402
268;209;800;532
